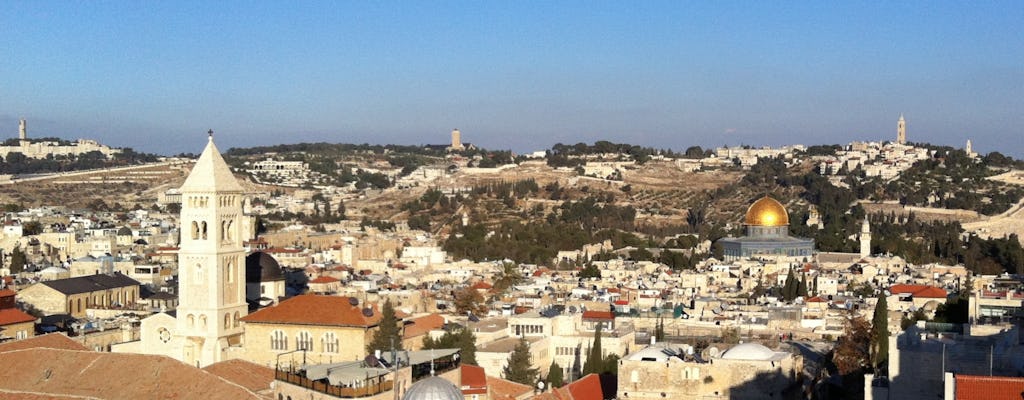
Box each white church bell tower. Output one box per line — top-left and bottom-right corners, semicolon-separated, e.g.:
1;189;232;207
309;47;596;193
175;130;248;367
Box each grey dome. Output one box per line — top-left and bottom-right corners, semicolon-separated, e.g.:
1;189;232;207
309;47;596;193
246;252;285;282
402;377;462;400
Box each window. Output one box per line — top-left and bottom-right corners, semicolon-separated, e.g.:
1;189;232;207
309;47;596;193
271;330;288;350
16;330;27;340
191;221;199;240
188;314;195;328
199;314;207;329
224;314;231;329
201;221;208;240
322;332;339;353
233;312;240;328
296;331;313;351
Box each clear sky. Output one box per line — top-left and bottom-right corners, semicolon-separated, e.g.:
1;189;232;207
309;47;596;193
1;1;1022;156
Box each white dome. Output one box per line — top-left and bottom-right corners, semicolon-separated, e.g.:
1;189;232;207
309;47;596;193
721;343;776;361
402;377;462;400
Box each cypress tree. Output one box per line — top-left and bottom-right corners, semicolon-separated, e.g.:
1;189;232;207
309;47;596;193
870;293;890;368
798;273;809;298
582;323;604;375
366;299;403;356
782;268;797;301
546;360;564;387
503;336;539;385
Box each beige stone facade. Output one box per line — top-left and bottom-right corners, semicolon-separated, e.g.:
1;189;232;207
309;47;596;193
242;321;378;367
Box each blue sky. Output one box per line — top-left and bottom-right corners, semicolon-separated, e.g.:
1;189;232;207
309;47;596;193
1;1;1022;156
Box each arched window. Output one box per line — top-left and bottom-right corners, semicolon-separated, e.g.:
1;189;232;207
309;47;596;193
233;312;240;328
199;314;207;329
296;331;313;351
221;220;227;242
224;313;231;329
271;330;288;350
226;220;233;240
187;314;195;328
322;332;339;353
191;221;199;240
201;221;207;239
226;259;234;283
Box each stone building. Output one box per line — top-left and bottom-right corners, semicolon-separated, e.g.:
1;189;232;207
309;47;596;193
719;196;814;261
0;289;35;341
240;294;390;367
618;342;802;400
16;273;140;317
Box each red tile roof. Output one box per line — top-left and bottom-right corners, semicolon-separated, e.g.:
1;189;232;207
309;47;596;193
0;308;35;326
0;289;15;298
460;365;487;395
202;359;275;394
955;374;1024;400
582;310;614;320
241;295;382;327
472;281;493;290
0;348;263;399
488;374;534;400
565;374;603;400
890;284;948;299
403;313;445;339
309;276;340;284
807;296;826;303
0;333;86;352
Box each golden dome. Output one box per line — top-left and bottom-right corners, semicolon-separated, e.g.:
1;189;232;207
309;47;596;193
744;196;789;226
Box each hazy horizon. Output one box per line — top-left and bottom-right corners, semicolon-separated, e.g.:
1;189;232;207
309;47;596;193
2;2;1021;157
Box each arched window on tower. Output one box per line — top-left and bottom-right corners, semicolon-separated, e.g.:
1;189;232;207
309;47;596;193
221;220;227;242
233;311;240;328
224;313;231;329
191;221;199;240
201;221;207;240
199;314;207;330
187;314;195;328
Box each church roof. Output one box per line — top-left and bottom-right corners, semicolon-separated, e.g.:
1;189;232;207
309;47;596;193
39;273;139;295
180;135;245;193
240;295;383;327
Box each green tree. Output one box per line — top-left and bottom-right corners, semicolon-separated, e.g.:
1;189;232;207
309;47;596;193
870;293;890;368
9;246;27;274
423;325;478;365
546;360;564;387
798;273;809;298
453;286;488;315
579;264;601;279
582;324;604;375
782;268;797;301
654;317;666;342
366;299;404;355
503;336;539;385
833;314;871;375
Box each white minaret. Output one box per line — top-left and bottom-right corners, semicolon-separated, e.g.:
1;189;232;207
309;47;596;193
897;114;906;144
860;218;872;259
18;119;26;140
175;130;248;367
966;139;973;155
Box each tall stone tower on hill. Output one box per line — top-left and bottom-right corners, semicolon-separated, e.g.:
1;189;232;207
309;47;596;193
175;130;248;367
897;114;906;144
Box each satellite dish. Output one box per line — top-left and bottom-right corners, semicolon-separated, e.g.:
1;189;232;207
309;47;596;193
568;306;578;313
362;307;374;317
707;347;720;358
349;297;360;306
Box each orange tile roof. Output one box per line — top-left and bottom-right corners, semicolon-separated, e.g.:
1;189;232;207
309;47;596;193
565;373;603;400
488;374;534;400
310;276;340;284
0;308;35;326
0;289;15;298
241;295;382;327
472;281;493;290
202;359;275;394
0;348;263;399
955;374;1024;400
460;365;487;395
890;284;948;299
403;313;445;339
0;333;86;352
582;310;614;320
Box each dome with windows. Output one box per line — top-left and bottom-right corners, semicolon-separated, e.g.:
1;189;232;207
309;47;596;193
402;376;463;400
744;196;789;226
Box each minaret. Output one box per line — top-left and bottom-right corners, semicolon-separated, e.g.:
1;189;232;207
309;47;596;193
897;114;906;144
860;218;871;258
966;139;973;155
175;130;248;367
18;119;26;140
